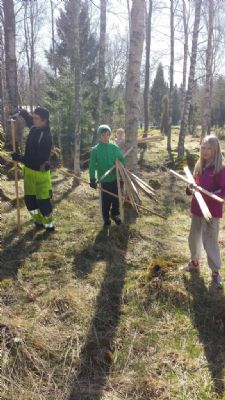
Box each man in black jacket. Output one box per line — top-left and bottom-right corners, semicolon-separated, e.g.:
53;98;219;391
12;107;55;232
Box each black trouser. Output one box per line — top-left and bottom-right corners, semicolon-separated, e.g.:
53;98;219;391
24;195;52;216
101;181;119;222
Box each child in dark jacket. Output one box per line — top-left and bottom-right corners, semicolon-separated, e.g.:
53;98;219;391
89;125;125;226
11;107;54;231
185;135;225;287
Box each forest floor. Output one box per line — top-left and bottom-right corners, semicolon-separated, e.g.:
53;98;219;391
1;130;225;400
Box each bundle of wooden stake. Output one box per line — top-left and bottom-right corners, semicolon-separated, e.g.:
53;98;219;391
115;159;159;222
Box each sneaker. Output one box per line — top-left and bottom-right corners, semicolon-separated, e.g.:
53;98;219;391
184;260;200;272
111;215;122;225
212;272;223;288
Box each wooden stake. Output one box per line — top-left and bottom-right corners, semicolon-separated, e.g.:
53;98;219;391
63;171;166;219
169;168;224;204
138;136;163;144
127;170;156;196
117;162;139;212
116;159;124;222
184;166;212;222
11;119;21;235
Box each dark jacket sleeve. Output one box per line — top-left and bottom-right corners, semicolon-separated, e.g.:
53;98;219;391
19;109;33;128
38;133;53;165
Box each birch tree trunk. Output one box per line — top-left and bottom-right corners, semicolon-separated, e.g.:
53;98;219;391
93;0;106;145
50;0;57;77
73;0;81;176
167;0;174;152
0;25;6;130
24;2;36;112
3;0;18;114
180;0;189;115
125;0;145;171
201;0;214;138
178;0;202;158
143;0;152;137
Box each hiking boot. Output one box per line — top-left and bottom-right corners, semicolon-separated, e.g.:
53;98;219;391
45;226;55;232
104;219;111;227
34;222;44;230
211;272;223;289
184;260;200;272
111;215;122;225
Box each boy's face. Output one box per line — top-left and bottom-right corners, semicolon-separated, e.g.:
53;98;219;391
33;113;47;128
100;130;110;143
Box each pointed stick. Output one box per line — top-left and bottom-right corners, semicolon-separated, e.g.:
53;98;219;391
117;162;140;212
184;166;212;222
61;170;166;219
118;162;141;204
11;119;21;235
126;170;156;197
169;168;224;203
127;173;158;203
138;136;163;144
116;159;124;222
127;170;156;194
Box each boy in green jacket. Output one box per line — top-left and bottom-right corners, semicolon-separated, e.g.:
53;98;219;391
89;125;125;226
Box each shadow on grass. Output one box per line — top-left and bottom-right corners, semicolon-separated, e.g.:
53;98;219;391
69;206;136;400
0;227;52;279
184;271;225;397
53;178;79;206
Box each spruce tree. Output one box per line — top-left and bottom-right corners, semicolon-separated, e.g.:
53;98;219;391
150;63;168;125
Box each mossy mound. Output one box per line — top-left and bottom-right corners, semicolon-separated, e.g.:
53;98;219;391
145;258;177;281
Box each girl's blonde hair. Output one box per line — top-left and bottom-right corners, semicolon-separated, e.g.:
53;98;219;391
194;135;223;176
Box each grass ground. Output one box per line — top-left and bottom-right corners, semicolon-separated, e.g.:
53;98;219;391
1;130;225;399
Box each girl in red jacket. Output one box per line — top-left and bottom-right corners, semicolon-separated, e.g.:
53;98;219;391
185;135;225;288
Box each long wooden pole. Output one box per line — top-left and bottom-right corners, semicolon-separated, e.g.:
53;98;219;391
184;166;212;222
116;159;124;222
169;168;224;204
11;119;21;235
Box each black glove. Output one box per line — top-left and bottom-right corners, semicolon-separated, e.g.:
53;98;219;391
186;185;193;196
90;178;97;189
40;161;50;171
11;111;19;120
11;152;22;162
19;109;29;118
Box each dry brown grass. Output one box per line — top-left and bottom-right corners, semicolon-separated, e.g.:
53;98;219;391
1;130;225;399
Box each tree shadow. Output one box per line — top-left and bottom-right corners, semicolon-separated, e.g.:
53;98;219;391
69;206;136;399
0;227;51;279
138;142;147;166
53;178;79;206
184;271;225;396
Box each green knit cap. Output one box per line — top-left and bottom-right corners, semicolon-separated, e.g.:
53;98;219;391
97;124;111;138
